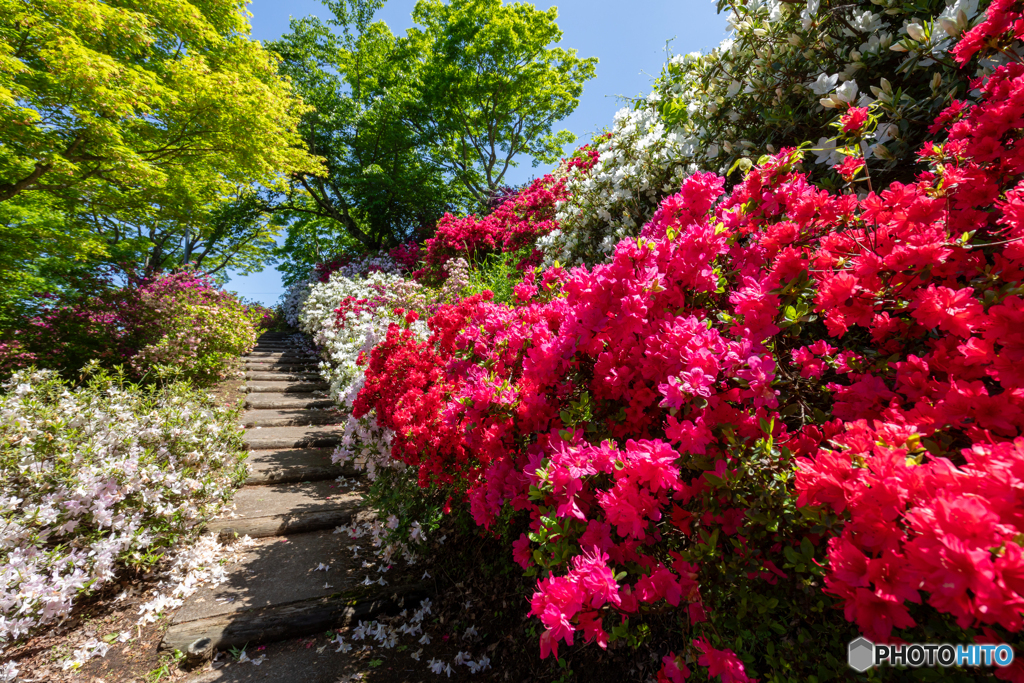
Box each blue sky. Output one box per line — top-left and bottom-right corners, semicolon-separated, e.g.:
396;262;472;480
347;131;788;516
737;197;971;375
228;0;731;304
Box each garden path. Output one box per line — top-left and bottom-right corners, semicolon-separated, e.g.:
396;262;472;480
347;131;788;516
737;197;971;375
162;332;428;671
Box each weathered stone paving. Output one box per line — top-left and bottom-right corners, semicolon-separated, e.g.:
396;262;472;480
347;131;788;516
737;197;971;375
162;332;427;661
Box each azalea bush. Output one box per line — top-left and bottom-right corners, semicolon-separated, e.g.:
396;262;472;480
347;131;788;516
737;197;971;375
349;16;1024;682
297;268;429;406
0;367;248;648
245;302;282;331
414;174;567;284
286;255;465;561
0;272;260;385
131;272;262;384
542;0;994;268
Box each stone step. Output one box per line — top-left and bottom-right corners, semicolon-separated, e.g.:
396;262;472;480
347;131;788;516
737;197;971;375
246;351;316;358
245;358;317;366
244;425;344;450
208;480;363;539
244;360;319;370
243;366;322;376
161;528;430;653
244;448;350;485
246;381;329;394
245;371;321;382
243;408;342;428
246;394;334;410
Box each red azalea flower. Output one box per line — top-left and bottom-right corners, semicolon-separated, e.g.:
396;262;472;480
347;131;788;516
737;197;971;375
840;106;870;135
833;155;866;182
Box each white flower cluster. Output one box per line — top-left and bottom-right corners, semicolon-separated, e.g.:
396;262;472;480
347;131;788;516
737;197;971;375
0;369;247;648
298;270;428;407
336;253;400;278
135;533;257;625
543;0;992;266
539;105;696;266
279;254;403;330
280;274;317;329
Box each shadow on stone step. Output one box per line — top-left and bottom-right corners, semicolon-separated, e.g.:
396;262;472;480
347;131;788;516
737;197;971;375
163;503;432;656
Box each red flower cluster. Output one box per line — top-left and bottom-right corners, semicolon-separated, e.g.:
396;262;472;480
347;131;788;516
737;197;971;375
951;0;1024;65
839;106;869;135
414;175;568;283
832;155;865;182
355;27;1024;683
388;242;422;271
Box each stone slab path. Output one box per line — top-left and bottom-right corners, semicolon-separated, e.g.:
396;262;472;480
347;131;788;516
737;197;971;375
162;332;429;661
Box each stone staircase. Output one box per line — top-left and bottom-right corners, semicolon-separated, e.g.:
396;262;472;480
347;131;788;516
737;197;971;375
162;332;427;659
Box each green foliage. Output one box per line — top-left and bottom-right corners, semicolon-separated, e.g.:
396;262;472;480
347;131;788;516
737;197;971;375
465;249;531;306
269;0;459;251
0;192;105;328
362;464;450;552
406;0;597;206
80;184;285;280
0;0;321;321
272;200;367;286
0;0;319;206
268;0;596;257
133;286;262;385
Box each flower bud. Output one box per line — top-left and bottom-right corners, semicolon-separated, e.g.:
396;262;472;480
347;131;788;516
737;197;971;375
938;16;959;36
906;22;926;42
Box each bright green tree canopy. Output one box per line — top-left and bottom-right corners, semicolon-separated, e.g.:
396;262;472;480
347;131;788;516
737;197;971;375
406;0;597;205
268;0;458;251
0;0;321;205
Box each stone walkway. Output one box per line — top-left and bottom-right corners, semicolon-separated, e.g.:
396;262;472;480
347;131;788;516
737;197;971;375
163;332;428;673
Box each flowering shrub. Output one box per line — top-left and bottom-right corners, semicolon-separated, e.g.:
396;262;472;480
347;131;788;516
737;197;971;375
298;269;429;406
539;107;696;266
415;175;567;283
281;254;403;329
0;367;247;647
245;302;281;331
291;259;463;563
131;273;261;384
0;272;259;385
542;0;995;267
353;27;1024;681
280;273;317;329
388;242;424;272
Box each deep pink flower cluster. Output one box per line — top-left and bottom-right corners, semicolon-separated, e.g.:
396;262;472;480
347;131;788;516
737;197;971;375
388;242;422;271
356;30;1024;683
563;135;608;175
1;271;245;379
